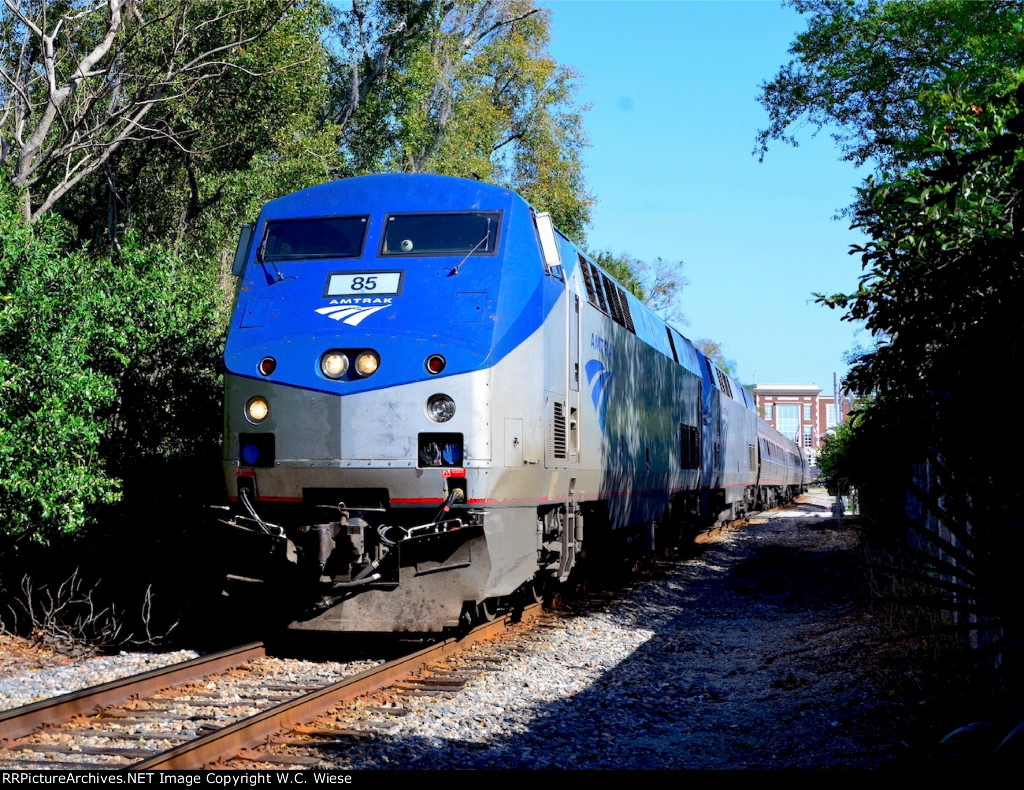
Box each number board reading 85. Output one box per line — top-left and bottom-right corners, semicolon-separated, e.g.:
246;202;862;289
325;271;403;297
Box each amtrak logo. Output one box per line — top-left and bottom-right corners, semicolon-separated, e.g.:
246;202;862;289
315;298;392;326
585;359;613;432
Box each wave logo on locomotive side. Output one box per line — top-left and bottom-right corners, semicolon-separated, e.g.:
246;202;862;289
315;298;392;326
585;359;613;432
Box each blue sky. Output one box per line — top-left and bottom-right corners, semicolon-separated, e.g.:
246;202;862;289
540;0;870;393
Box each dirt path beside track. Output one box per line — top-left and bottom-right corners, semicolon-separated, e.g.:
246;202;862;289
627;488;908;768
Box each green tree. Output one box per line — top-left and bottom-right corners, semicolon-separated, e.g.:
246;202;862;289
815;76;1024;694
815;420;856;495
820;83;1024;442
591;250;688;325
0;0;340;262
99;0;341;260
756;0;1024;172
0;193;118;540
694;339;737;376
0;0;312;226
757;0;1024;716
332;0;591;237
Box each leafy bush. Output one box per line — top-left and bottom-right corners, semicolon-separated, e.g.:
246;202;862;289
815;421;855;496
0;186;223;547
817;78;1024;726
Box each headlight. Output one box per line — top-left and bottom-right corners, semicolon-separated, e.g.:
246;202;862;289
354;351;379;377
321;351;349;379
426;394;456;423
246;396;269;423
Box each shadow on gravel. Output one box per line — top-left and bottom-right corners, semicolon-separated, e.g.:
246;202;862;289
318;504;908;770
795;502;833;513
727;539;870;607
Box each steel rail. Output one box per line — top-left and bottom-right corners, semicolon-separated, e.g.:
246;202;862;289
130;605;543;770
0;642;266;742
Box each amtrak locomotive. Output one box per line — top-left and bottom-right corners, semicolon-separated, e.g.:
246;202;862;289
220;174;807;633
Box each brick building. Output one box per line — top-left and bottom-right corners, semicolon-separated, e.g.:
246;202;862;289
751;384;853;470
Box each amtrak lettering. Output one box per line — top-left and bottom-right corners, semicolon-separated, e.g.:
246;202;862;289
315;297;393;326
589;333;615;359
326;297;393;305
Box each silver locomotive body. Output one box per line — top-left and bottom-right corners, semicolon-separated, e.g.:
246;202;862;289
220;174;807;633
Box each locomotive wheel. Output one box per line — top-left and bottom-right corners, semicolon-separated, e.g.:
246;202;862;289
476;597;499;623
520;577;546;605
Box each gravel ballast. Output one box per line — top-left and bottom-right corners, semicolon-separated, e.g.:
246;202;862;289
1;491;907;769
318;491;902;770
0;648;200;712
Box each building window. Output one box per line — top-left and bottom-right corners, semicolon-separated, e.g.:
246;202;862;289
776;404;799;441
803;403;811;420
803;425;813;448
765;403;773;421
826;403;837;429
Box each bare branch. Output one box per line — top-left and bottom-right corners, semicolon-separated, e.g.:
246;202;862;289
491;131;519;153
460;4;538;51
13;0;128;187
1;570;178;652
336;0;435;128
2;0;301;221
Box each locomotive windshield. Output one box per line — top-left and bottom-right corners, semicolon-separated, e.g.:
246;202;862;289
381;212;500;256
259;216;368;261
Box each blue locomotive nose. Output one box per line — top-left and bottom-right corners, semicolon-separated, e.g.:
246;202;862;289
222;188;517;395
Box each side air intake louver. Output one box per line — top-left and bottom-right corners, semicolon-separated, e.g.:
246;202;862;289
617;287;635;333
579;254;597;304
590;262;610;314
578;257;636;335
601;272;624;326
551;401;567;459
680;424;700;469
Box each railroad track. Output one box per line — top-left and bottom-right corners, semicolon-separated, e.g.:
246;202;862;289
0;606;542;770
